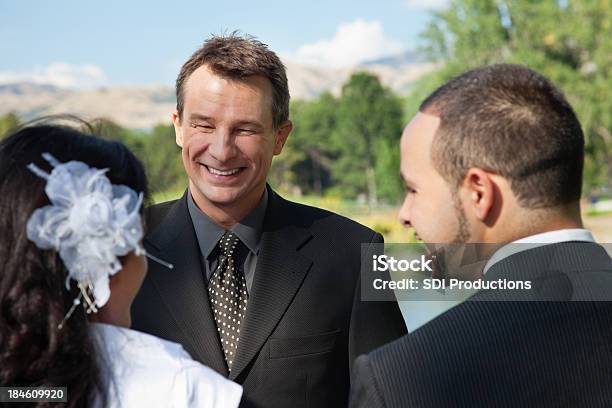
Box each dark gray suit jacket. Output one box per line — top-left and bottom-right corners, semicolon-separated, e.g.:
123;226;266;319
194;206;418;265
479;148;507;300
131;188;407;408
350;241;612;408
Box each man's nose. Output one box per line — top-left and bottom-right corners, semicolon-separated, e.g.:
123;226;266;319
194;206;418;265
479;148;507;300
398;195;412;228
208;129;238;162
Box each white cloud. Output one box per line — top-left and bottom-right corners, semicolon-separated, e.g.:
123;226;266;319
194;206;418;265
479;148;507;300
404;0;450;10
0;63;109;89
289;19;405;68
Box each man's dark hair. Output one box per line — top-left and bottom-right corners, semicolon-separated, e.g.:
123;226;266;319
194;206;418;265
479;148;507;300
420;64;584;208
176;33;290;129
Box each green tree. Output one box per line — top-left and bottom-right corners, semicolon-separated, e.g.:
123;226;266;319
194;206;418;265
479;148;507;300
290;93;338;195
271;95;340;196
91;118;147;158
143;124;186;195
334;73;404;205
419;0;612;191
0;112;20;139
269;100;308;194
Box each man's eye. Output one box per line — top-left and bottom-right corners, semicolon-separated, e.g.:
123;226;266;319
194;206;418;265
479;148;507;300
191;123;214;131
236;128;255;135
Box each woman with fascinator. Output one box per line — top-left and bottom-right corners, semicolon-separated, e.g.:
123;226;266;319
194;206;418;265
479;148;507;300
0;119;242;407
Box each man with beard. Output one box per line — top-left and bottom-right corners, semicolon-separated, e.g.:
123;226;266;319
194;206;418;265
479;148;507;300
349;64;612;407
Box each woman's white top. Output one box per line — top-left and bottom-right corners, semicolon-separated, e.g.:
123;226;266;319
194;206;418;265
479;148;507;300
90;323;242;408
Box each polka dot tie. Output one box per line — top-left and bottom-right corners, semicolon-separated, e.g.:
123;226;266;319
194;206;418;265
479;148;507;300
208;231;248;372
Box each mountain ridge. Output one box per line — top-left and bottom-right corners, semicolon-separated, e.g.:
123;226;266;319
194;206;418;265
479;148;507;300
0;58;437;129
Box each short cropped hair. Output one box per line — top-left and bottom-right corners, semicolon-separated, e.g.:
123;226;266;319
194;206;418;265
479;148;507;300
176;33;290;129
421;64;584;208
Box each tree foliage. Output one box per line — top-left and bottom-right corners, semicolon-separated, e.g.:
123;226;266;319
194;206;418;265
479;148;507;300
420;0;612;191
143;124;186;194
0;112;20;139
271;93;339;196
271;74;404;204
333;73;404;205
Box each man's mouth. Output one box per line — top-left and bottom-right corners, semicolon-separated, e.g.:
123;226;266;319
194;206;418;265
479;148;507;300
203;165;243;176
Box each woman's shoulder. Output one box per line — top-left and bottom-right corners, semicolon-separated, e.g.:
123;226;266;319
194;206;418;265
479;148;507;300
90;323;242;407
91;322;190;362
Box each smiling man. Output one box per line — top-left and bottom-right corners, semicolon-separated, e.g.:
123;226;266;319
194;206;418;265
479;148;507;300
131;34;406;408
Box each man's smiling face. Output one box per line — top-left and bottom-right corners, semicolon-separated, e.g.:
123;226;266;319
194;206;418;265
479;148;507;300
173;65;289;215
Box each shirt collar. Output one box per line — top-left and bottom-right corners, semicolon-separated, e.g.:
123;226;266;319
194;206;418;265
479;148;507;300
230;188;268;254
187;188;268;259
483;228;595;274
187;193;224;259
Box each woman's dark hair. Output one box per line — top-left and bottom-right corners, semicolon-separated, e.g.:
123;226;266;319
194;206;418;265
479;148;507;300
0;117;148;407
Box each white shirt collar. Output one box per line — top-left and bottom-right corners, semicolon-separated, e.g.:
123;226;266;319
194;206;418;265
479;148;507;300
483;228;595;274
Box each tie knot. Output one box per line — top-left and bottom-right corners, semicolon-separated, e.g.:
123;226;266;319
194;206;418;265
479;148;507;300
219;231;240;257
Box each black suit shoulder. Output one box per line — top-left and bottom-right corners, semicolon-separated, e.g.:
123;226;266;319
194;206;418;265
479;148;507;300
145;199;177;231
363;300;612;407
353;243;612;407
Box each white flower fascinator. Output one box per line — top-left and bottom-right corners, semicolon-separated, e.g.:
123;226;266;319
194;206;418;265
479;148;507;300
25;153;172;327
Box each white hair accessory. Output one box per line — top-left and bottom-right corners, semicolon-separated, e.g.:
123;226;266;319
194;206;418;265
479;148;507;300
26;153;145;315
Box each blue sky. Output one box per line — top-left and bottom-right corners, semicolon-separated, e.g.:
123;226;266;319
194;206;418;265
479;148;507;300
0;0;445;88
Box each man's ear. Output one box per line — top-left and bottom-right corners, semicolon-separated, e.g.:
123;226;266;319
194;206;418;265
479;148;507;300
461;168;496;222
172;111;183;148
273;120;293;155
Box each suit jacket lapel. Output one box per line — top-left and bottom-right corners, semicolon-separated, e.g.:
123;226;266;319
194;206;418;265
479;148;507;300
145;191;228;376
229;188;313;380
